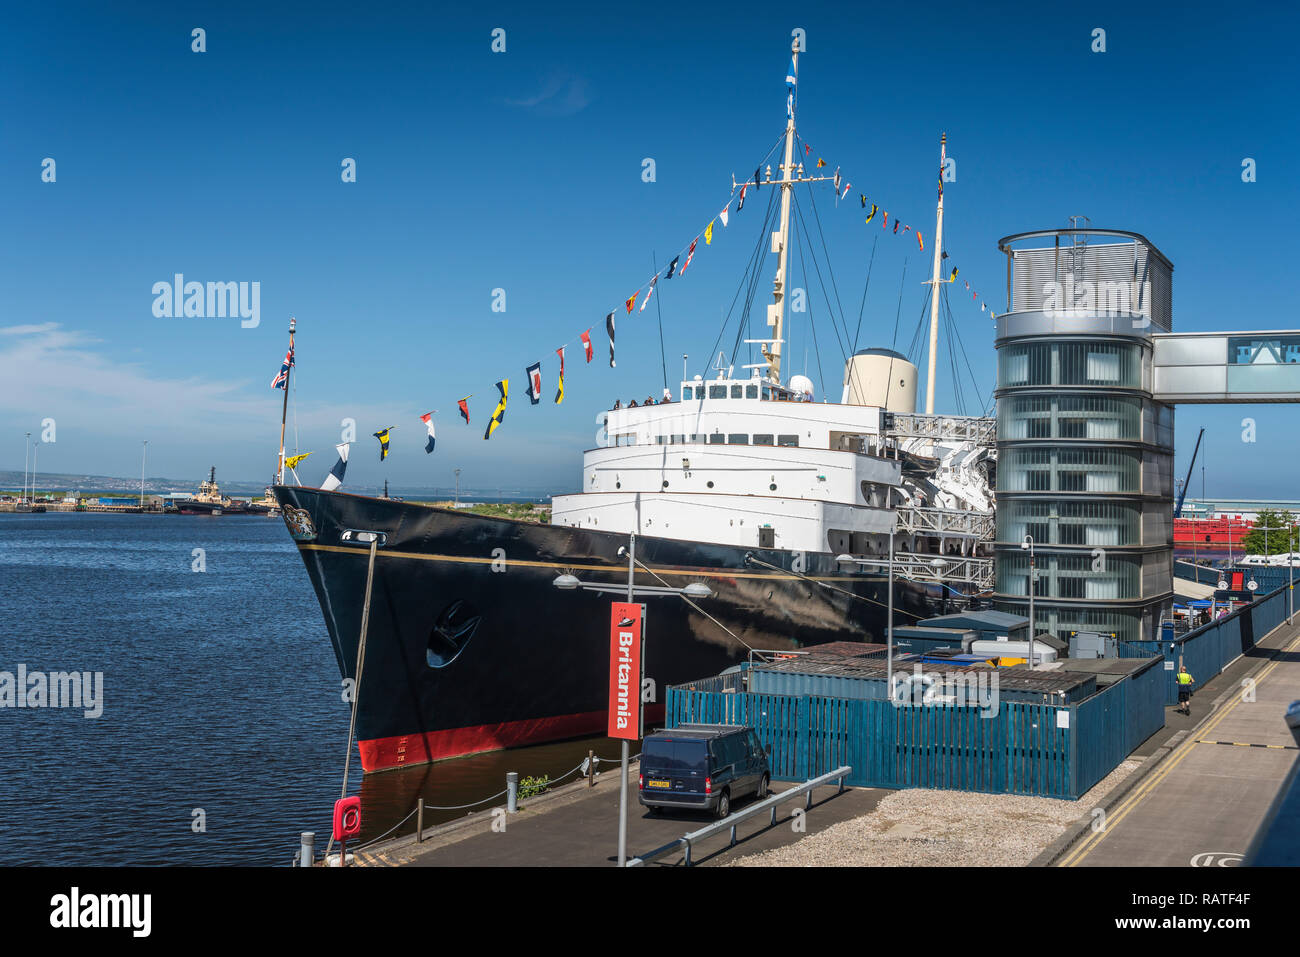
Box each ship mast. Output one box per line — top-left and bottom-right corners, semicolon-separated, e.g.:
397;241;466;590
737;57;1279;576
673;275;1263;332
749;42;840;385
924;134;947;415
765;40;800;386
275;316;295;485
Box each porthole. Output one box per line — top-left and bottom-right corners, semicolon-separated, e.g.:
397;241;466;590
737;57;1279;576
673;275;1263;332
707;481;714;488
769;483;777;491
616;482;621;489
662;480;669;488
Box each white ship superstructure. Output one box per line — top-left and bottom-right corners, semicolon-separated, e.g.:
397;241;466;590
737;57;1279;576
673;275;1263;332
552;368;995;582
553;39;995;585
553;373;901;555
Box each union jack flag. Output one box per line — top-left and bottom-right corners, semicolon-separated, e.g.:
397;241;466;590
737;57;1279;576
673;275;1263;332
272;347;295;389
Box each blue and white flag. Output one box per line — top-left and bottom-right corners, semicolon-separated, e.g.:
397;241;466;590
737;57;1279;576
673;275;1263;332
321;443;349;491
525;362;542;404
786;56;796;116
420;412;436;453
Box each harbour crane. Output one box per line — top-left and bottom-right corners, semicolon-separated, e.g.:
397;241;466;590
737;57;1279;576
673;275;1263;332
1174;427;1205;518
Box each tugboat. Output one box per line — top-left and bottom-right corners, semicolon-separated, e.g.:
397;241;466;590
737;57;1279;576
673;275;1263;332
272;44;996;772
177;467;249;515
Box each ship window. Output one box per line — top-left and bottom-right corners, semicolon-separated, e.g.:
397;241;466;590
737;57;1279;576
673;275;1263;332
655;435;668;445
689;434;706;443
730;385;743;398
745;384;759;399
762;386;773;400
709;385;727;399
672;434;686;444
682;386;693;400
778;435;799;448
728;434;749;445
709;434;725;445
753;434;774;446
758;527;775;548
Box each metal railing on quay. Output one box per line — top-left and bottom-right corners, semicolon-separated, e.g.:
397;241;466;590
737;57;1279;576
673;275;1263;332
626;765;851;868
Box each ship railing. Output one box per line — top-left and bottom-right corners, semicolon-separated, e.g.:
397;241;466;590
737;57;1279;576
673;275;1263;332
847;551;995;590
895;506;995;540
883;413;996;445
627;765;852;867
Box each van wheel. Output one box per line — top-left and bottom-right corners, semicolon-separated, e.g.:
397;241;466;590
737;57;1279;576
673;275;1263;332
715;789;731;819
756;774;769;800
646;805;662;816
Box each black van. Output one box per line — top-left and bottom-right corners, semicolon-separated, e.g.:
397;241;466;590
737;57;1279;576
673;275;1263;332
638;724;770;818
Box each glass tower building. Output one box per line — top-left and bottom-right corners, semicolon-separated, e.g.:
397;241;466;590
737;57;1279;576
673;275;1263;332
993;228;1175;644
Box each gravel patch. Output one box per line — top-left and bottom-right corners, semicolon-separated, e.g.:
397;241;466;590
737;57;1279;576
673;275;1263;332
730;759;1141;867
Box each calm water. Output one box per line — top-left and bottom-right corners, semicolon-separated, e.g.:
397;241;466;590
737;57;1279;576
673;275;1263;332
0;512;620;865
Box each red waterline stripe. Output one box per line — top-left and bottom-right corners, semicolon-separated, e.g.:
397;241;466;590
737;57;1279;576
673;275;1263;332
358;704;668;772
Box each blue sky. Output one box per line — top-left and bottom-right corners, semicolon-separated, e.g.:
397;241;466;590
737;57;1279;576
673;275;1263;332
2;2;1297;496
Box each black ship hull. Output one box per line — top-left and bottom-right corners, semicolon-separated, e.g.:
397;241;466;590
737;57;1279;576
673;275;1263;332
272;486;966;771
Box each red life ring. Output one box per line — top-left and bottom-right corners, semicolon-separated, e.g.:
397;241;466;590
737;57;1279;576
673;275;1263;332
333;796;362;841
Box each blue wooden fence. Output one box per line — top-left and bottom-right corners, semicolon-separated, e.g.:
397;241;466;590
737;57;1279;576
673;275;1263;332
666;656;1165;800
1119;584;1291;704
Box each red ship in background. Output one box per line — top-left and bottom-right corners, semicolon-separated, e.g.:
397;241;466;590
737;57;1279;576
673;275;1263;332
1174;515;1253;549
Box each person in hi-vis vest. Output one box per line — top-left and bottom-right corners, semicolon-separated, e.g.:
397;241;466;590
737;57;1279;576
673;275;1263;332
1176;666;1196;716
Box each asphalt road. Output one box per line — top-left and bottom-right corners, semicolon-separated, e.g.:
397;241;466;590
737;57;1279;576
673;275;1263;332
359;771;887;867
1059;622;1300;867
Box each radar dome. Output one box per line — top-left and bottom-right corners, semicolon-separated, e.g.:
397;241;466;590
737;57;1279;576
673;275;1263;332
788;374;815;399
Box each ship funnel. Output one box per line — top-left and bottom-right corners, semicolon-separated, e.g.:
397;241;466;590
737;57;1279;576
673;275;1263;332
841;348;917;411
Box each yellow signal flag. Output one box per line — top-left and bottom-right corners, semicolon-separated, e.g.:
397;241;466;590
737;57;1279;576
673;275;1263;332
484;379;508;440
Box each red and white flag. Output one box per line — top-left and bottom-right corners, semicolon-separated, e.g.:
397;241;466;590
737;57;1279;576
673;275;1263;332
680;238;698;276
639;273;657;311
580;329;594;362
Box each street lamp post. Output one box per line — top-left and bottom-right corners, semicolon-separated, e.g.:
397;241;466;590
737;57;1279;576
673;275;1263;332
886;530;894;691
22;432;31;505
834;538;900;692
618;532;634;869
1252;522;1296;625
454;469;461;507
552;538;714;867
1021;535;1036;668
140;441;148;509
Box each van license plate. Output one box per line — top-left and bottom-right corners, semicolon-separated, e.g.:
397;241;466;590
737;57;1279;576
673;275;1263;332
646;779;671;789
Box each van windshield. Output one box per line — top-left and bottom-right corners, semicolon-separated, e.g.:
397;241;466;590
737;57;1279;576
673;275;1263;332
642;737;708;771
